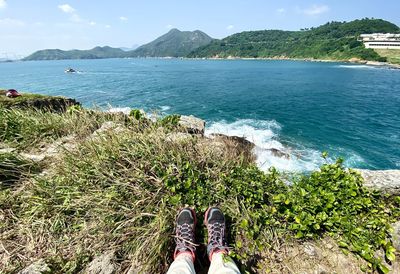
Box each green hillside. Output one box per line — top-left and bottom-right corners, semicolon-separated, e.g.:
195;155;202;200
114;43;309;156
128;28;214;57
23;46;127;61
188;19;400;61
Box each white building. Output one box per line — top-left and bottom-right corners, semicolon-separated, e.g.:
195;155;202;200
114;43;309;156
359;33;400;49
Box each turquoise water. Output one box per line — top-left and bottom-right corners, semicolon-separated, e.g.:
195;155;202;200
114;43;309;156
1;58;399;171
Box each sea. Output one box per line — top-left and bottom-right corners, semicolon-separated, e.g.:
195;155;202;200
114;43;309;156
1;58;399;172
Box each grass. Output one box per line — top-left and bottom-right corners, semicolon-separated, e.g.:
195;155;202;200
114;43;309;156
0;106;399;273
0;90;51;104
374;49;400;64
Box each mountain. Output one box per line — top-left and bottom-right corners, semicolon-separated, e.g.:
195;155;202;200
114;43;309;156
23;46;127;61
188;19;400;61
22;29;213;60
128;29;214;57
120;44;140;51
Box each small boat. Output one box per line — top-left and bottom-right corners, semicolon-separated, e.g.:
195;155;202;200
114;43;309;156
65;68;77;73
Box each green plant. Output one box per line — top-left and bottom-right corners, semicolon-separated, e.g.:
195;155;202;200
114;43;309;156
129;109;143;120
67;104;83;114
272;159;399;273
159;114;180;127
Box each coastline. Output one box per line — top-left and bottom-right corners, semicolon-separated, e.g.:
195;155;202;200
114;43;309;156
187;55;400;69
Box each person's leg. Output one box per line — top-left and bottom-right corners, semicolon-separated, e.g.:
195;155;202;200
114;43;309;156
208;252;241;274
205;207;241;274
166;252;196;274
166;208;197;274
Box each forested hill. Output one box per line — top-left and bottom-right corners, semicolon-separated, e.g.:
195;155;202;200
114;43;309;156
23;46;127;61
188;19;400;61
128;29;213;57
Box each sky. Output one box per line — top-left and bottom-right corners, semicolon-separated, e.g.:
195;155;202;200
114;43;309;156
1;0;400;57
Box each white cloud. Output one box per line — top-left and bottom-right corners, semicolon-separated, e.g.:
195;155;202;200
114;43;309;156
0;18;25;27
119;16;128;21
58;4;75;13
277;8;286;14
105;25;111;28
302;4;329;15
0;0;6;9
226;25;234;30
89;21;96;26
165;24;173;29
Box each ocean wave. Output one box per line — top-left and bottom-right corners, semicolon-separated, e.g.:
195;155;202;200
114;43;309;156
337;65;375;69
205;119;327;172
160;105;171;111
107;107;131;115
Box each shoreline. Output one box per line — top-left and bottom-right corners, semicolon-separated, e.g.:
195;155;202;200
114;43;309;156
186;56;400;69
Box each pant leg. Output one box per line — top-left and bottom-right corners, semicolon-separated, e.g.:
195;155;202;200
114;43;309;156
166;253;196;274
208;252;241;274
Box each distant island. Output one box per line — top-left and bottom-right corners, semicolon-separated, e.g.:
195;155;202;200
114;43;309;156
23;18;400;63
22;46;127;61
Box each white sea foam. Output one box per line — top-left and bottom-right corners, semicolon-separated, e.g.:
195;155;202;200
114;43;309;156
107;107;131;115
205;119;327;172
337;65;375;69
160;105;171;111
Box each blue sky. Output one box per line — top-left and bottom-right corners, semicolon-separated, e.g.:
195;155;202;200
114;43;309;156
1;0;399;56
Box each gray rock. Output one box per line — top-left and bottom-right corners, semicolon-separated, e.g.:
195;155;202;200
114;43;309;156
303;243;317;257
91;122;127;140
392;221;400;251
85;251;116;274
268;148;290;159
178;115;205;135
18;259;50;274
0;147;16;153
356;169;400;194
20;153;46;162
210;134;255;150
206;134;255;161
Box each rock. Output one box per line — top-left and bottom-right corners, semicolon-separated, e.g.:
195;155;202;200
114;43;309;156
268;148;290;159
196;137;226;157
0;147;16;153
20;153;46;162
207;134;255;161
45;135;77;156
210;134;255;150
18;259;50;274
392;221;400;251
85;251;116;274
92;122;126;137
356;169;400;194
178;115;205;135
303;243;317;257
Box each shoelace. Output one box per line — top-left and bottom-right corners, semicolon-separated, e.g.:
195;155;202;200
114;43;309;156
175;223;196;252
208;222;227;249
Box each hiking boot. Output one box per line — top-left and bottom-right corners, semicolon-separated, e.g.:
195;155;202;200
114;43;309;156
204;207;229;260
174;208;197;260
